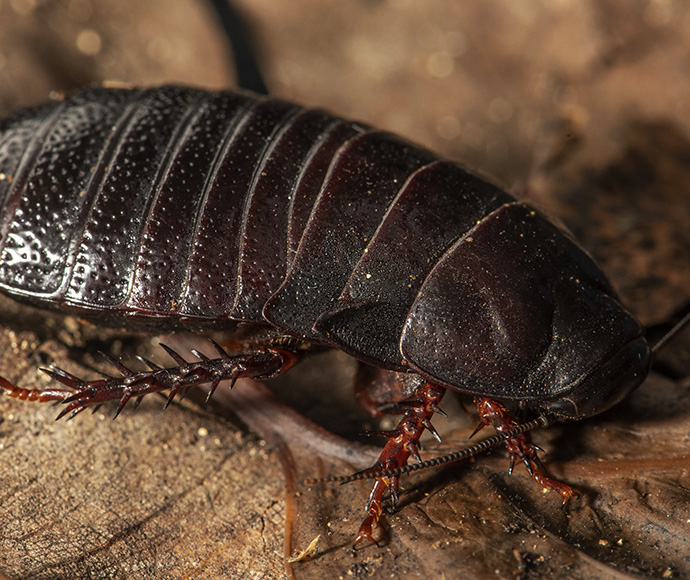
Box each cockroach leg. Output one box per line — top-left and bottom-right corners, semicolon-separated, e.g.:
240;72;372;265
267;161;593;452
0;340;302;421
353;364;421;418
474;398;576;503
354;381;445;547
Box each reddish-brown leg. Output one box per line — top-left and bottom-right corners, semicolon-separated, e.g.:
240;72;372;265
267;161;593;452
474;398;575;503
0;340;302;419
354;381;445;547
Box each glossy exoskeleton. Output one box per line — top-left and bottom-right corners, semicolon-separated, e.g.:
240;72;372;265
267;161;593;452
0;85;651;543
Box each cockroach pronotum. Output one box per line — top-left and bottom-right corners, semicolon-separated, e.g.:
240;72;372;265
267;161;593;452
0;84;669;545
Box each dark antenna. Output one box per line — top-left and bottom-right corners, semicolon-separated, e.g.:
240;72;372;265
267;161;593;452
205;0;269;95
306;413;554;484
651;310;690;355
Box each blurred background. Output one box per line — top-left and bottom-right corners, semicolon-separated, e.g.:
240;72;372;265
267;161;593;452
0;1;689;579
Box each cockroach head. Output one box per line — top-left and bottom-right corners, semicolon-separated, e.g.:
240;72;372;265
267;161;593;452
543;335;651;419
398;204;651;420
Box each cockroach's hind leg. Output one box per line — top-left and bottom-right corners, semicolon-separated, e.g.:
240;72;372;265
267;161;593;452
1;340;303;420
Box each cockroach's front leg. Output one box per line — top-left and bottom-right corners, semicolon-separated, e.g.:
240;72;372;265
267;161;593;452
473;398;575;503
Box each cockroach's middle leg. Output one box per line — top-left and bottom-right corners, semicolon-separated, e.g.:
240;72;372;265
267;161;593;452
353;380;446;546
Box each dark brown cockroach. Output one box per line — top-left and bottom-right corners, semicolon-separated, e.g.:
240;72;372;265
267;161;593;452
0;85;651;544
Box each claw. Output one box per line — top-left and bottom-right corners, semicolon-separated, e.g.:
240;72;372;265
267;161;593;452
354;515;379;548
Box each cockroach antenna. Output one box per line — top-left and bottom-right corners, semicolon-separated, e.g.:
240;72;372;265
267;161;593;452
651;310;690;355
305;413;555;485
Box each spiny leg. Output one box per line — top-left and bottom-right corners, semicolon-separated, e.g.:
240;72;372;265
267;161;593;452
0;338;304;420
354;381;446;547
473;398;575;502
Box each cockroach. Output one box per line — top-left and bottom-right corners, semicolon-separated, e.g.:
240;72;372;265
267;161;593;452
0;85;655;545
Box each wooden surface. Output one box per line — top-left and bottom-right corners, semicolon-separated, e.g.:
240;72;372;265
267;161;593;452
0;1;689;579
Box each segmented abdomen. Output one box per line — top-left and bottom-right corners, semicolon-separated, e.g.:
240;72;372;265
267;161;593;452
0;86;512;369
